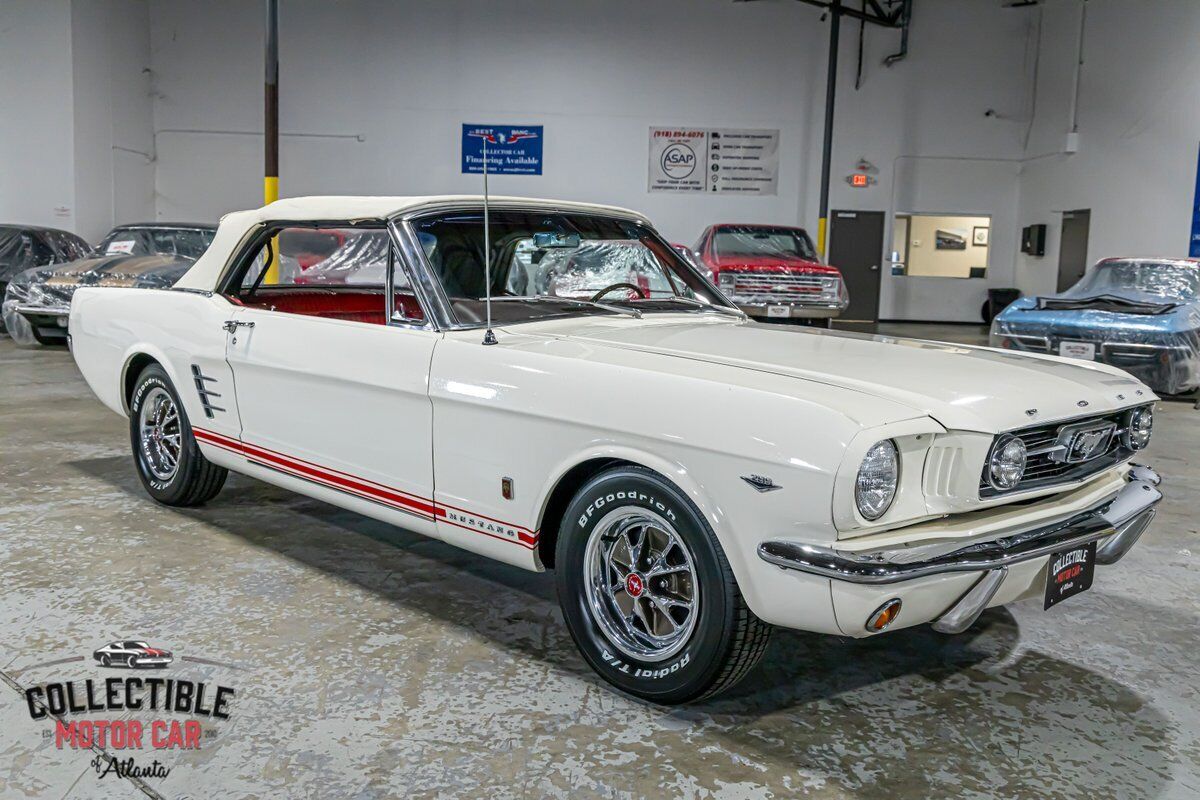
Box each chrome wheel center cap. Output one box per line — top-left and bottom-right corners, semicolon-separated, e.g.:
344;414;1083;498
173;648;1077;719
625;573;645;598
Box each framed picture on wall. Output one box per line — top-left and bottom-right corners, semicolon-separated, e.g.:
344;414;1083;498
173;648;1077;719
973;226;990;246
935;229;967;250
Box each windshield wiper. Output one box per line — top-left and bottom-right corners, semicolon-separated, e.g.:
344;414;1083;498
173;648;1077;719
657;295;747;318
493;295;642;319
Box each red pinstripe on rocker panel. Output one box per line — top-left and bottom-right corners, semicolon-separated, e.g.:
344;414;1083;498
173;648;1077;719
191;427;538;549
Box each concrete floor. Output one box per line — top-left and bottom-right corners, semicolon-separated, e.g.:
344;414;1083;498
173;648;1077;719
1;325;1198;799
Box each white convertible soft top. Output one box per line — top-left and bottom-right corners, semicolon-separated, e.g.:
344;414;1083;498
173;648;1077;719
174;195;645;291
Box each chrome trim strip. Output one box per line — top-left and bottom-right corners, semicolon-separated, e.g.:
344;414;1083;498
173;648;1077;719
757;466;1161;584
388;219;453;331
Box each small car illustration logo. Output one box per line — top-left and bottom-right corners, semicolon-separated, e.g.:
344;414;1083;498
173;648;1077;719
93;640;174;669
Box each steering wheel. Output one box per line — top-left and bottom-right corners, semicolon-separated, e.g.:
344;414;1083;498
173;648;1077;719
590;283;647;302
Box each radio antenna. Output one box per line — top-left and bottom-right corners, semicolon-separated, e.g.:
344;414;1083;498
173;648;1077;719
481;135;498;346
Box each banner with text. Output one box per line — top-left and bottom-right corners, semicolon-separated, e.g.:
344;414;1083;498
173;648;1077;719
462;125;543;175
649;127;779;195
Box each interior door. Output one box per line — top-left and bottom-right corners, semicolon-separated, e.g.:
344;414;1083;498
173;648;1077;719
828;210;885;322
1058;209;1091;291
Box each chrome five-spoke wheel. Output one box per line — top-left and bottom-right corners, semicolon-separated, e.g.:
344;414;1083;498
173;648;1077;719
583;507;699;662
138;386;182;482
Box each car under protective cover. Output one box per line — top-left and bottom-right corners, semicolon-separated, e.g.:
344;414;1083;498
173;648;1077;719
0;224;90;333
2;222;215;345
991;257;1200;394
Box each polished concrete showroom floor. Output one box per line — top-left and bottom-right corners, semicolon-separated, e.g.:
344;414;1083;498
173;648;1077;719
1;325;1198;799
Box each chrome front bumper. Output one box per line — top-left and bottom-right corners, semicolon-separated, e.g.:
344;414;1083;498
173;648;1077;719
13;303;69;318
759;464;1161;632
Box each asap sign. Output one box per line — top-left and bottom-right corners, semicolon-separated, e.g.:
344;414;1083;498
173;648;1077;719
649;128;706;192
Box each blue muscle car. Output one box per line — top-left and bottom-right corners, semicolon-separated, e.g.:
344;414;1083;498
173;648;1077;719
991;257;1200;395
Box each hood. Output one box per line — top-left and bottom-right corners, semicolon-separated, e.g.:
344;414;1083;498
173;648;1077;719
536;316;1152;432
706;253;839;275
41;254;192;289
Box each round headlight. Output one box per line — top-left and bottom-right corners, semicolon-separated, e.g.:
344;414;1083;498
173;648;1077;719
856;440;899;521
988;434;1027;490
1124;406;1153;450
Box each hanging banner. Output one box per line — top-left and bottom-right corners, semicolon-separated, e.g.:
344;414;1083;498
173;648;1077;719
462;124;543;175
1190;142;1200;257
649;127;779;195
709;128;779;195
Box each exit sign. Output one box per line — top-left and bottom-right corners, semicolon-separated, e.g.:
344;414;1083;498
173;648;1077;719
849;173;869;187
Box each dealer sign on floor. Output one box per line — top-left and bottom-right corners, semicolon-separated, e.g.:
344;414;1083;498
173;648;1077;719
462;124;543;175
649;127;779;195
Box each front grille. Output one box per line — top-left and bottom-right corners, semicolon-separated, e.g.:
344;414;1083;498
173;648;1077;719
719;271;840;305
978;406;1145;498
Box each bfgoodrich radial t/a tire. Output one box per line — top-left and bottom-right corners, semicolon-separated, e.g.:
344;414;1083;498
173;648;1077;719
129;364;227;507
556;466;771;703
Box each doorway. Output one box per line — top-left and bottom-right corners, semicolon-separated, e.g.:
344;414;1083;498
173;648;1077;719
1057;209;1091;291
828;209;885;322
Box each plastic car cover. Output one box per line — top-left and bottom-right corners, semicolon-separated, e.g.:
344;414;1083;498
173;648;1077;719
711;226;820;261
283;230;391;286
3;257;193;345
516;240;679;299
990;258;1200;394
1;265;55;345
0;228;44;285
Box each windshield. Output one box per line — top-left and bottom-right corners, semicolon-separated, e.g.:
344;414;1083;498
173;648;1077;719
414;210;730;325
712;226;816;260
96;227;215;260
1065;260;1200;302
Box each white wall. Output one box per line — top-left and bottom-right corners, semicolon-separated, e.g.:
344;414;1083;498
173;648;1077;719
71;0;155;241
0;1;77;230
1016;0;1200;296
149;0;828;243
0;0;152;243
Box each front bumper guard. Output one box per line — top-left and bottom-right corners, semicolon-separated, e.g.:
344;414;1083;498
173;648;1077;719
758;464;1162;633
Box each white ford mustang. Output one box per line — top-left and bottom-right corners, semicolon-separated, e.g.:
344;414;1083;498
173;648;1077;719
68;196;1162;703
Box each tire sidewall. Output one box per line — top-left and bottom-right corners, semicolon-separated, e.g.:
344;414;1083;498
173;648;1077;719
129;366;194;504
556;468;735;703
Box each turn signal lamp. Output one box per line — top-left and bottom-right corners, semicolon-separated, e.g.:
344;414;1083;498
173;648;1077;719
865;598;902;632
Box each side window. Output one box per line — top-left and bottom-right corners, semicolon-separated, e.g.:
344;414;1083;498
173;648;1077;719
232;224;424;325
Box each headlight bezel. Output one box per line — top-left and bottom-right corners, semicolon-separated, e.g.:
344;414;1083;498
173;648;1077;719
855;439;900;521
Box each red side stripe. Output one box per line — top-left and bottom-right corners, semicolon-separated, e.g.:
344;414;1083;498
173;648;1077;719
193;427;537;549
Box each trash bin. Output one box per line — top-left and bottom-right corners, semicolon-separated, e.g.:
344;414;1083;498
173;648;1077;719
982;288;1021;324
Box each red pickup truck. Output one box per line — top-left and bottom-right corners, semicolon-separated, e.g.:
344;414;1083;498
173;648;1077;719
690;223;849;321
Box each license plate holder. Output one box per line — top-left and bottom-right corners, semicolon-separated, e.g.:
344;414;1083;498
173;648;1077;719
767;305;790;318
1044;541;1096;610
1058;340;1096;360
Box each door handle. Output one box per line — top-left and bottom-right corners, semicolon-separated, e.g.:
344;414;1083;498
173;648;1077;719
222;320;255;333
